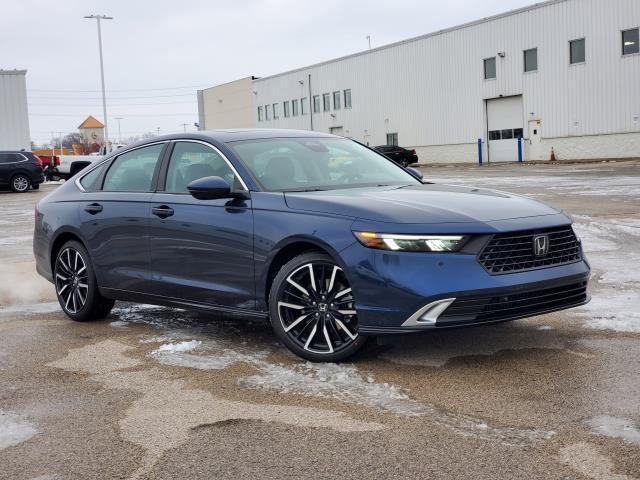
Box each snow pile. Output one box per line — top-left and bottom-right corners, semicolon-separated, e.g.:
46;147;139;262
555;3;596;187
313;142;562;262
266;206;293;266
0;410;37;450
586;415;640;445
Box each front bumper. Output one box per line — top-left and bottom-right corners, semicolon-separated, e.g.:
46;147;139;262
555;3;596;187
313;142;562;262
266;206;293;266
340;242;590;334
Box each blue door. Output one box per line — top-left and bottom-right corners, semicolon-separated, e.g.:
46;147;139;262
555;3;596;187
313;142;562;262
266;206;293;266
78;143;166;292
148;141;255;310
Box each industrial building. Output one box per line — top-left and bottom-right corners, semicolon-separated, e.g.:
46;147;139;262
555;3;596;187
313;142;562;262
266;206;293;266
0;70;31;151
198;0;640;163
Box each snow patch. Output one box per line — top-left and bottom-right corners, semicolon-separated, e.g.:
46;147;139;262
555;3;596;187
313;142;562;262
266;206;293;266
0;410;37;450
154;340;201;353
586;416;640;445
0;302;60;318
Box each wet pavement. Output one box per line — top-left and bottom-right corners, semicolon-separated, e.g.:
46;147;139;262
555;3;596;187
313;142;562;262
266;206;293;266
1;161;639;479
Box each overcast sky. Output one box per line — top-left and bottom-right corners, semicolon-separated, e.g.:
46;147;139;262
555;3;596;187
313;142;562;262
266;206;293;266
2;0;535;145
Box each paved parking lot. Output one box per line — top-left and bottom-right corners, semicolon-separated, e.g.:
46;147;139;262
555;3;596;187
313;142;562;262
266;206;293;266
1;160;639;480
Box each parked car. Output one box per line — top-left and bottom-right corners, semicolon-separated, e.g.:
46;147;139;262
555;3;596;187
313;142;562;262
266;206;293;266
33;130;590;361
53;155;103;180
0;151;45;192
374;145;419;167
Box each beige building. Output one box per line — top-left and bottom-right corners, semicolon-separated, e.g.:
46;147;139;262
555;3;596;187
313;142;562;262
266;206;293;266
78;115;104;152
197;76;256;130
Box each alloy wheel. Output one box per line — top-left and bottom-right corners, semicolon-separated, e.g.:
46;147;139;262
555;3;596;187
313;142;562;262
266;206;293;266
55;248;89;314
277;262;358;355
12;175;29;192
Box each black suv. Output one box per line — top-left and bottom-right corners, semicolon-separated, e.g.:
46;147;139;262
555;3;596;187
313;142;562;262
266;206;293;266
373;145;419;167
0;151;45;192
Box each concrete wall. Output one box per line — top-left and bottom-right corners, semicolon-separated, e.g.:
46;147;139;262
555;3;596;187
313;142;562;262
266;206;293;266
0;70;30;150
198;77;255;130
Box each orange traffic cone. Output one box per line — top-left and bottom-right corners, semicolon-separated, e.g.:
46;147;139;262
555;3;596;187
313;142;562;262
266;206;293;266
550;147;557;161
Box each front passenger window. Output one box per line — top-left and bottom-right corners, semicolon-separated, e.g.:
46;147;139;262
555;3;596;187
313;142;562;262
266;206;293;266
164;142;236;194
102;144;164;192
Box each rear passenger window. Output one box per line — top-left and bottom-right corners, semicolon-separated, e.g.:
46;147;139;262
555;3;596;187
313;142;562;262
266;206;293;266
164;142;236;194
102;144;164;192
79;163;106;191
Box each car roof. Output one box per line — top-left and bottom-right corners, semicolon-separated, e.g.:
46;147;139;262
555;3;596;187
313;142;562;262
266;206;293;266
140;128;336;145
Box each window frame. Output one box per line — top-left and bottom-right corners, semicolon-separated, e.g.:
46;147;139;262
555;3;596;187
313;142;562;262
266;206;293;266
322;93;331;112
272;103;279;120
569;38;586;65
622;27;640;56
343;89;352;109
386;133;399;146
313;95;320;113
97;142;168;193
257;106;264;122
292;98;299;116
265;104;271;121
523;48;538;73
301;97;308;115
332;91;341;110
483;57;496;80
283;100;290;118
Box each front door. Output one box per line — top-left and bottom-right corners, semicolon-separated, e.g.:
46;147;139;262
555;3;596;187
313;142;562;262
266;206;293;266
78;143;166;292
528;120;543;160
149;141;255;310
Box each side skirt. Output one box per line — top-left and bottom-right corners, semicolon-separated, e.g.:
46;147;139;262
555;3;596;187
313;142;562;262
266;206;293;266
99;287;268;320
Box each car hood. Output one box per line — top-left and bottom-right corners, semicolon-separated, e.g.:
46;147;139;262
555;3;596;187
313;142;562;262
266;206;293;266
284;184;562;224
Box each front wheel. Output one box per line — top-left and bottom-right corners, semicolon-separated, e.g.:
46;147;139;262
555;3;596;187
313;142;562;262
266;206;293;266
54;240;115;322
269;252;367;362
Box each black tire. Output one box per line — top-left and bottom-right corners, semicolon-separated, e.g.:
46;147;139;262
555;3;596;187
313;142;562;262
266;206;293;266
54;240;115;322
10;174;30;193
269;252;367;362
400;159;409;167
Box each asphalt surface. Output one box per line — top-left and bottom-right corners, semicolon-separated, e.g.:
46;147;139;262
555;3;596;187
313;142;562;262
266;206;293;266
1;160;639;480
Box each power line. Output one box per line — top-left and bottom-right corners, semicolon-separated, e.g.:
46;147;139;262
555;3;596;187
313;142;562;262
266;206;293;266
29;100;197;106
28;84;210;93
30;112;195;117
28;92;196;100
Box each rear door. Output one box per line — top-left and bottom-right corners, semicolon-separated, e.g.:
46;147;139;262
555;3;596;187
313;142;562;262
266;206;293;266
148;140;255;309
78;142;167;292
0;153;12;184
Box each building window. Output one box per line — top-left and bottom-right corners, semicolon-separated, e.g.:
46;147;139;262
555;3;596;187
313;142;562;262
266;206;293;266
265;104;271;121
257;106;263;122
484;57;496;79
332;91;341;110
386;133;398;146
313;95;320;113
292;99;299;116
301;97;308;115
622;28;639;55
524;48;538;72
570;38;586;64
272;103;279;120
283;101;290;118
323;93;330;112
343;89;352;108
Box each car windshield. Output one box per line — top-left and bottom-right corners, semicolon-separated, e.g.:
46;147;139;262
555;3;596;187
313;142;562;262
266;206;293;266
229;137;420;192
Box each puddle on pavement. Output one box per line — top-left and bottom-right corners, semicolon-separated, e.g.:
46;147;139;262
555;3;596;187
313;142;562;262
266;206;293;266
586;416;640;445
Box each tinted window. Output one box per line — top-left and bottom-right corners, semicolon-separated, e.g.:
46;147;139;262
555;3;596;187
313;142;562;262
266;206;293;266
489;130;501;141
102;144;164;192
570;38;585;64
514;128;524;139
0;153;23;163
524;48;538;72
484;57;496;79
622;28;639;55
501;129;514;140
79;163;106;191
165;142;236;194
343;89;352;108
230;138;419;192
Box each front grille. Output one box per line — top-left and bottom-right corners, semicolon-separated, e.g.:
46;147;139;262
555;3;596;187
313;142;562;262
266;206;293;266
438;281;588;325
478;225;581;275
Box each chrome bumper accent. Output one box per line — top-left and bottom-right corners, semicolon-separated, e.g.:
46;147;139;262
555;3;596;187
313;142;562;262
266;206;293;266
401;298;456;327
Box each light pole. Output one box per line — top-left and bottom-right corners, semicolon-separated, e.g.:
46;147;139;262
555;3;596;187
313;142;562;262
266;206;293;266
84;14;113;150
180;123;189;133
115;117;123;143
366;35;371;49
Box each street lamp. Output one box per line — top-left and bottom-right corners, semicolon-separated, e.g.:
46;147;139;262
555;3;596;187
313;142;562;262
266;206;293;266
84;14;113;150
115;117;123;143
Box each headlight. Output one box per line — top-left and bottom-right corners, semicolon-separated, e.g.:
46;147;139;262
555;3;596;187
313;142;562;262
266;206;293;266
353;232;469;252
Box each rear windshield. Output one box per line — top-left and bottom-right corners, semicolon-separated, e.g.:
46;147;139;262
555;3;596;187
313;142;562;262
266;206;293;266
229;137;419;192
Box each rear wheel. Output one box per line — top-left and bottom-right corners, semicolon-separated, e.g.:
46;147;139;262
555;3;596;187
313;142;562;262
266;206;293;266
54;240;114;322
10;174;30;193
269;252;366;362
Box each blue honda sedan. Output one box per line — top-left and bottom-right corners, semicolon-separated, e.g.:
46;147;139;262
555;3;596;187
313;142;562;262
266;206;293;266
33;129;590;361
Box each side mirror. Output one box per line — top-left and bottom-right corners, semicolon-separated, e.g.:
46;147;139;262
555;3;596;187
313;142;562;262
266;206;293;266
187;176;231;200
407;167;423;181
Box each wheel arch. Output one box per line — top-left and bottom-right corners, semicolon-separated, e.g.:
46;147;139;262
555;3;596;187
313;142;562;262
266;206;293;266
50;229;88;274
261;236;344;309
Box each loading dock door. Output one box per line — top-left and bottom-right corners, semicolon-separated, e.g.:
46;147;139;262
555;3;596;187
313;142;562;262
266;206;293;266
487;96;524;162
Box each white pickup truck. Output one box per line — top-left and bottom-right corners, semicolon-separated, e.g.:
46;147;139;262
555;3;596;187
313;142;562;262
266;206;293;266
52;143;126;180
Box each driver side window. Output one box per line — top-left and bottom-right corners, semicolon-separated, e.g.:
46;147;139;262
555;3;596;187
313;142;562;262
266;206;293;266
165;142;236;194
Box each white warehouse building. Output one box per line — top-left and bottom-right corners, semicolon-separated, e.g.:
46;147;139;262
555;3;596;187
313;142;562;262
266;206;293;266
198;0;640;163
0;70;31;151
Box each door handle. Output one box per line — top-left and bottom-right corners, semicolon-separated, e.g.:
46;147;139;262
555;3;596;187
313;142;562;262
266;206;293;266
84;203;103;214
152;205;174;218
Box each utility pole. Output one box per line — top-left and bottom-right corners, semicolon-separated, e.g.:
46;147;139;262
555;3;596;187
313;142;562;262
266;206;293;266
156;127;161;136
180;123;189;133
366;35;371;49
115;117;123;143
84;14;113;150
